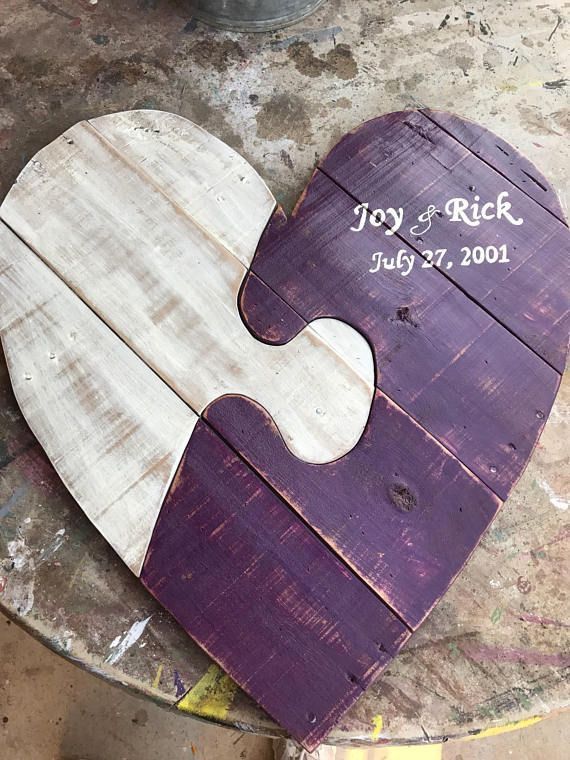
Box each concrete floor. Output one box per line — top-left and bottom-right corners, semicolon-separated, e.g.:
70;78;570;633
1;613;568;759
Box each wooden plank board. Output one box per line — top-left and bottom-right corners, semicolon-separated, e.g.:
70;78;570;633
204;392;501;630
0;222;197;575
89;110;277;269
245;169;560;498
319;110;570;372
140;419;410;753
421;109;565;220
0;115;374;465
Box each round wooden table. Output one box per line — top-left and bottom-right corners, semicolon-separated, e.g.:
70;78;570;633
1;338;568;747
0;0;568;748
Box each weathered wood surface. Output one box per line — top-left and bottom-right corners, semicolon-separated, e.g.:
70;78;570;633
1;113;374;465
422;110;565;221
318;110;570;372
90;110;278;269
204;393;500;629
244;169;561;498
141;421;410;751
0;222;196;576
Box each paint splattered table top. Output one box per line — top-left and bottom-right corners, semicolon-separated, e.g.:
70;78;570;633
1;346;568;746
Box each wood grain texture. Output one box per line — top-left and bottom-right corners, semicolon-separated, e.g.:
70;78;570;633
0;114;374;465
204;392;501;630
422;109;565;220
244;169;560;498
0;222;197;575
319;110;570;372
89;110;277;269
140;420;410;752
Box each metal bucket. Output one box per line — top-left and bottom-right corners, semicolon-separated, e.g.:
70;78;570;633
188;0;327;32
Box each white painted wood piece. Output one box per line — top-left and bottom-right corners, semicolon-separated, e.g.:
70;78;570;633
0;222;197;575
1;111;374;464
90;110;276;269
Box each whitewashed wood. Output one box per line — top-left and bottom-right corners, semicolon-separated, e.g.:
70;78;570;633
90;110;276;269
1;114;374;464
0;222;197;576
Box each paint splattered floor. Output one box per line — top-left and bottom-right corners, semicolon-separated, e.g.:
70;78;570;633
1;614;568;759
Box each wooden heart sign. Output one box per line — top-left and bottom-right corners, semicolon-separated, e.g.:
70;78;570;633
0;110;567;750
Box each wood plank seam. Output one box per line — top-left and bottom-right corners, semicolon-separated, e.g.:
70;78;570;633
0;218;202;422
85;118;276;272
200;412;414;633
420;110;566;224
0;220;198;574
317;165;564;379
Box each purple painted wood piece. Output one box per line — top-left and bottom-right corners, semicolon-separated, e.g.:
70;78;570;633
204;391;501;630
243;169;560;498
140;421;410;752
318;110;569;372
141;112;568;749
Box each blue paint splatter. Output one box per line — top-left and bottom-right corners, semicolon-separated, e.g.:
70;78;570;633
0;485;28;519
173;670;186;698
91;34;110;46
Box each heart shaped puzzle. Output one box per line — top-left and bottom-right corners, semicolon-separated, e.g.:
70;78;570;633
0;109;567;750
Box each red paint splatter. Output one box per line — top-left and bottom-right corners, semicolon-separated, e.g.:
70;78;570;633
509;609;570;629
0;576;7;593
459;642;570;668
517;576;532;595
16;448;64;496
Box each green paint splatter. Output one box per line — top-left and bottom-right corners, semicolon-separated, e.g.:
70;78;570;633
491;607;503;624
491;528;508;542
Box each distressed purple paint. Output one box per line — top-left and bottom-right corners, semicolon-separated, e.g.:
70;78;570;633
141;421;410;751
204;391;501;630
242;169;561;498
141;112;568;750
318;110;569;371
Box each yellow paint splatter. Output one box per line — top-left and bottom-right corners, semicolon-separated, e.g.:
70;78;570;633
371;714;384;739
152;663;164;689
499;81;518;93
346;746;442;760
177;664;238;721
461;715;542;741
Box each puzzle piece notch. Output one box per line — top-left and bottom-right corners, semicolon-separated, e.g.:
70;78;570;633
242;140;563;499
